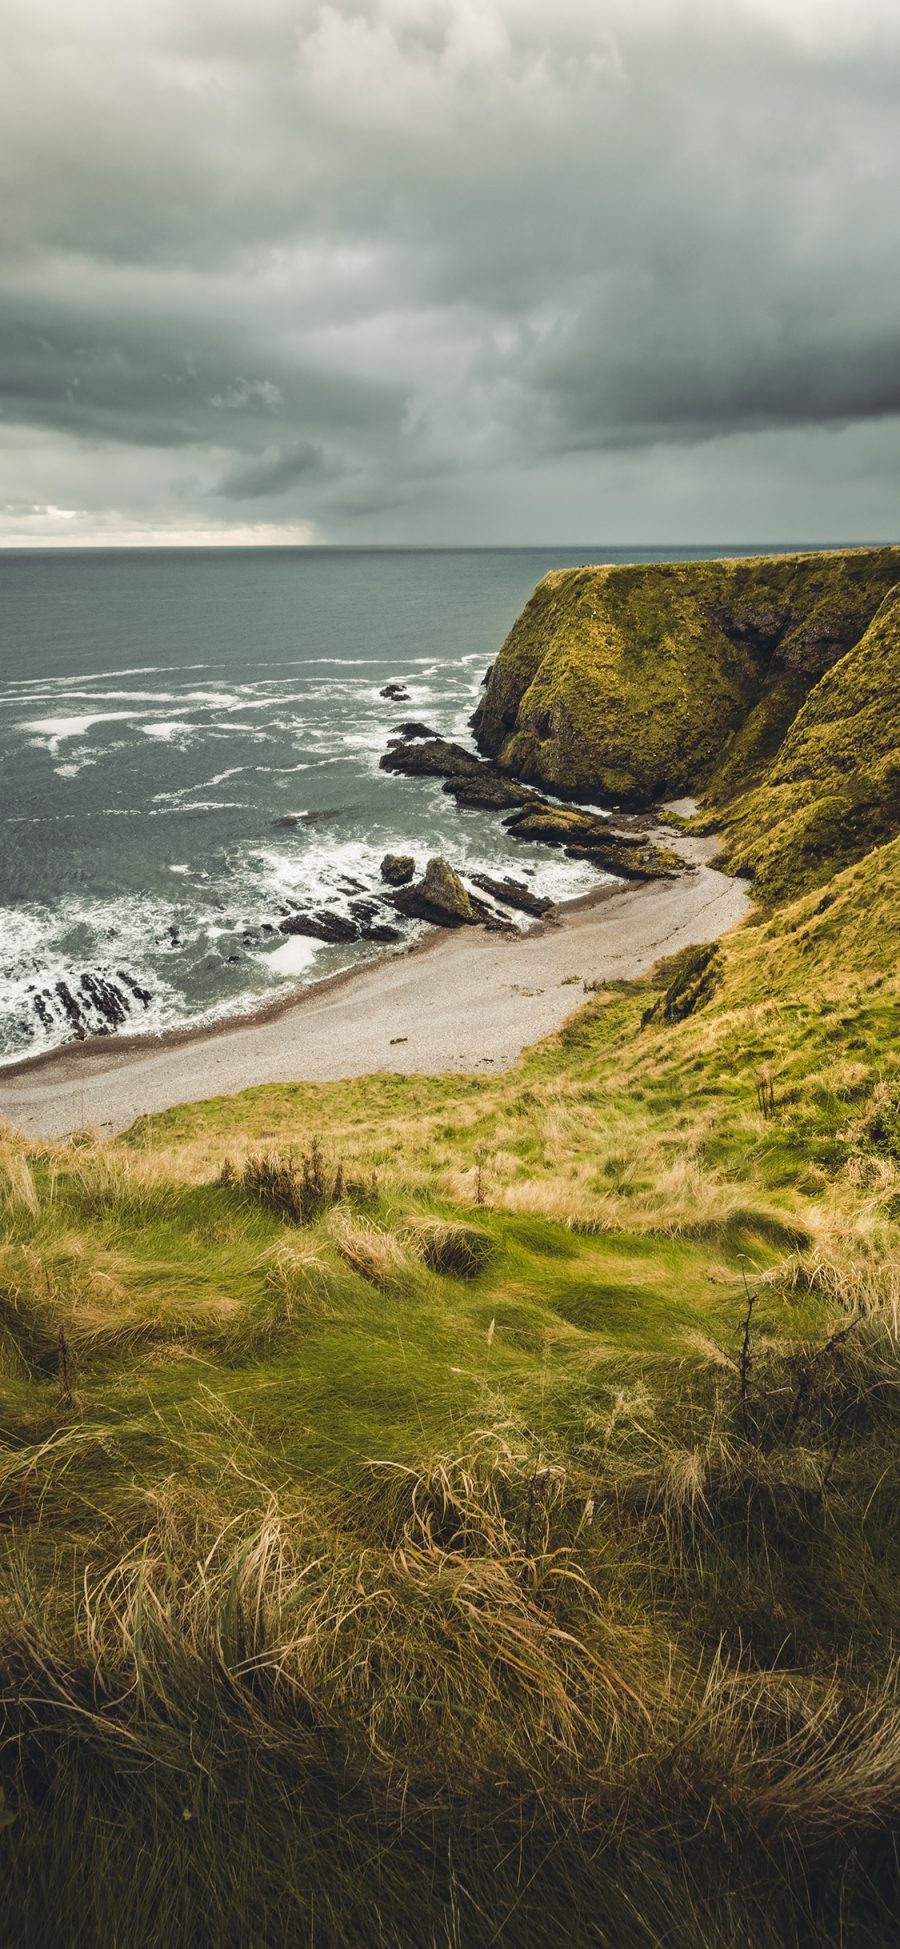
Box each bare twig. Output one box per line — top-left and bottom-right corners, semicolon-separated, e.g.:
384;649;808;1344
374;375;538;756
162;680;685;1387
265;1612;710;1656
738;1274;757;1430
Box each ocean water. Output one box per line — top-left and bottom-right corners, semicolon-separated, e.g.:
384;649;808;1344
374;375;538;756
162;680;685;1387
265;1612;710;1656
0;544;757;1065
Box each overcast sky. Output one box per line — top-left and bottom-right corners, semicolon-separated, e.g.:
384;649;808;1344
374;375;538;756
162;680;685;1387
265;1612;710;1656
2;0;899;545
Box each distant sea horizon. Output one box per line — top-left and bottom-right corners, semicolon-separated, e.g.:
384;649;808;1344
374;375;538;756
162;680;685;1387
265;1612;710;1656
0;539;867;1065
0;538;880;554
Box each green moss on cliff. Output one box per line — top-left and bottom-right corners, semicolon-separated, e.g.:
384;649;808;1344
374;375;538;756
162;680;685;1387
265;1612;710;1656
708;586;900;902
473;547;900;809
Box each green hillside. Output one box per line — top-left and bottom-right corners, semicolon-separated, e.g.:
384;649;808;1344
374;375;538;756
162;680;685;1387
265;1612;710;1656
2;827;899;1947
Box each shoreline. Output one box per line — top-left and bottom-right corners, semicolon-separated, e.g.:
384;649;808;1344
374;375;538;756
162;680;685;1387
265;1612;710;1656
0;874;624;1086
0;828;750;1141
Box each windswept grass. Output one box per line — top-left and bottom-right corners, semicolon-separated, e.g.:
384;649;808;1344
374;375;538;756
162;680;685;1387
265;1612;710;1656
1;841;898;1945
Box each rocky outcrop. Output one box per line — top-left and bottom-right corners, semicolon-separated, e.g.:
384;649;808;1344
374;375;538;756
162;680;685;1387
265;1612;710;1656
378;729;679;885
502;805;680;881
380;735;534;810
279;912;361;944
30;968;153;1042
279;909;401;945
380;735;481;783
380;682;410;701
389;856;478;927
472;547;900;809
469;873;555;918
380;854;416;886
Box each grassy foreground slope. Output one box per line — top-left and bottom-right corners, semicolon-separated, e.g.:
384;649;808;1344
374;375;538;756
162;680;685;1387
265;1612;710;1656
1;835;899;1947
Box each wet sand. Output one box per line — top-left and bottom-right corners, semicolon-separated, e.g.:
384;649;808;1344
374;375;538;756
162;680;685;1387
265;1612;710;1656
0;831;750;1141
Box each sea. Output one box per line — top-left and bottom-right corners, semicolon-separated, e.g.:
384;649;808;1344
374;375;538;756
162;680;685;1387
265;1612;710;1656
0;544;783;1066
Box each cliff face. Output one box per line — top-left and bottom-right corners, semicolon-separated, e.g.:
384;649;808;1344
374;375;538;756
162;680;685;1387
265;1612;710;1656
472;547;900;809
710;584;900;903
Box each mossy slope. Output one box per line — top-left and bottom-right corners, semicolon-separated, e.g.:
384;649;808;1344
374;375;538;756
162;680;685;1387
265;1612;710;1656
472;546;900;812
708;585;900;902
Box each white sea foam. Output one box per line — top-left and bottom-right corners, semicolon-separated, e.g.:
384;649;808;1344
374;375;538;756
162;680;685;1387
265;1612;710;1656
263;935;321;977
24;711;136;743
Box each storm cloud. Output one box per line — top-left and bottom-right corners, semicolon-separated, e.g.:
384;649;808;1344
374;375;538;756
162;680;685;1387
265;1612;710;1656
1;0;899;543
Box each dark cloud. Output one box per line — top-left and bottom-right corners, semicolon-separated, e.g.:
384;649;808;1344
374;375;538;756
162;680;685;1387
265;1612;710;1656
216;440;330;498
0;1;898;543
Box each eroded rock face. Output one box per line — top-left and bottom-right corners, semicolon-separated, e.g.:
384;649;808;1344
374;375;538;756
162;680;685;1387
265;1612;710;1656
380;854;416;886
390;856;477;927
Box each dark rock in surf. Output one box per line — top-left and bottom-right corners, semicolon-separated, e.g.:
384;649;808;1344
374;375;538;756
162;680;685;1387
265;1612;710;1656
389;856;477;927
379;735;535;812
380;854;416;886
469;874;555;918
380;682;410;701
446;770;534;812
380;736;482;781
278;906;403;947
279;912;361;944
390;721;440;740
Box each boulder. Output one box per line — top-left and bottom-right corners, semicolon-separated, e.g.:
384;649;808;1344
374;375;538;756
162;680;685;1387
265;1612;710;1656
390;856;477;927
380;736;482;781
444;770;534;812
365;924;403;943
380;682;410;701
380;853;416;886
390;721;440;740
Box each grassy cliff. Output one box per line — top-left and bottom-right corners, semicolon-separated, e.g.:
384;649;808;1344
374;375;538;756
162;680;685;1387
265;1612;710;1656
707;583;900;901
2;834;899;1947
472;547;900;899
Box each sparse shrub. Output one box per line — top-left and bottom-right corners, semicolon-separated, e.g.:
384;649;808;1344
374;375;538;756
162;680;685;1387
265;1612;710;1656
230;1138;376;1226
